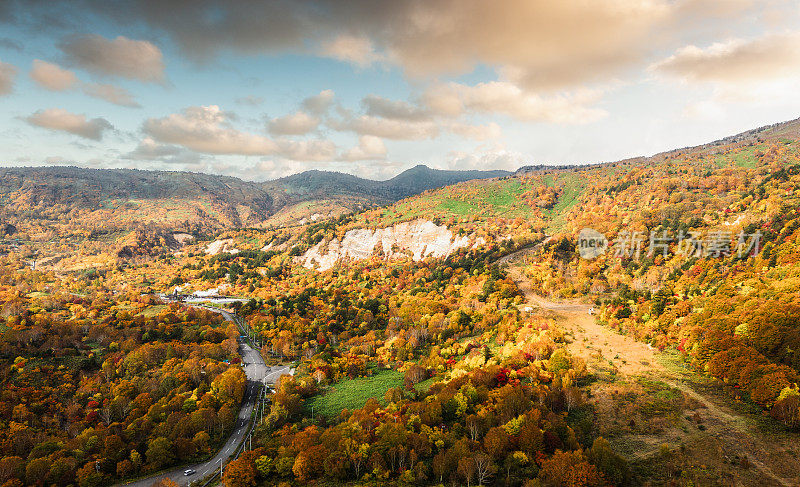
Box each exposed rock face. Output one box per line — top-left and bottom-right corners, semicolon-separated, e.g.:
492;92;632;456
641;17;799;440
298;219;470;271
172;233;195;246
205;239;239;255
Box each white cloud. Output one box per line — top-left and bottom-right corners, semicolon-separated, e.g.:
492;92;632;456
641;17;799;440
143;105;342;162
44;156;76;165
268;111;319;135
302;89;335;115
28;59;140;107
653;31;800;118
363;94;429;121
0;60;17;96
321;34;382;67
25;108;113;140
341;135;387;161
124;137;183;160
236;95;264;106
275;138;337;161
82;82;140;107
143;105;278;155
384;0;670;90
60;34;165;82
331;114;440;140
423;81;607;124
447;122;503;141
444;149;525;171
30;60;78;91
681;99;726;120
651;32;800;84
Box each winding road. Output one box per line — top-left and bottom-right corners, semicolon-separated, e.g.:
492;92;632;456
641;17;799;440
120;306;293;487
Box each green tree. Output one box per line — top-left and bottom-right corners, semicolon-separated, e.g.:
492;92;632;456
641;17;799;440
588;437;632;486
145;437;175;470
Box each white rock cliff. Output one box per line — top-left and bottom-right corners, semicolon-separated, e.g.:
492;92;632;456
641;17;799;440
298;219;471;271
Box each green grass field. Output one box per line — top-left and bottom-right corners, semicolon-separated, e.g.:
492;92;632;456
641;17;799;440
712;143;765;169
306;368;404;417
378;178;535;225
544;172;587;232
137;304;166;317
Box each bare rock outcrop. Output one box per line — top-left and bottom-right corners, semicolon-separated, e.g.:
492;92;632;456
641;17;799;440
205;238;240;255
298;219;470;271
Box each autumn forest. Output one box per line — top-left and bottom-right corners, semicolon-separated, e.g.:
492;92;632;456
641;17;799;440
2;119;800;487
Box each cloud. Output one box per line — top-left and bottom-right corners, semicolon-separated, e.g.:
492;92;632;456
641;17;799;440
341;135;387;161
0;60;16;96
423;81;607;124
143;105;346;162
25;108;113;140
236;95;264;106
143;105;278;155
331;114;440;140
651;32;800;83
28;59;140;107
125;137;183;159
30;60;78;91
266;90;335;137
82;82;141;108
302;89;335;115
0;38;22;52
275;138;337;161
447;122;503;141
60;34;165;82
44;156;76;165
444;149;525;171
268;111;319;135
681;99;726;120
123;137;203;165
363;94;429;121
321;34;381;67
3;1;781;93
386;0;669;90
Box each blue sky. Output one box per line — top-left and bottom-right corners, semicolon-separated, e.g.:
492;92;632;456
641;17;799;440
1;0;800;180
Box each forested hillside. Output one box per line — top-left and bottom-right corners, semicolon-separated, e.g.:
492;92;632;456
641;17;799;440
1;118;800;486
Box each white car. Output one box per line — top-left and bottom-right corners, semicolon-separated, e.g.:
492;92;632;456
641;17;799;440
184;469;195;476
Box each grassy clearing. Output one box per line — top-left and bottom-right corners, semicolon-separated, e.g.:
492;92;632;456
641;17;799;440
377;178;534;225
306;368;404;418
137;304;166;317
712;143;765;169
414;376;437;393
544;172;587;233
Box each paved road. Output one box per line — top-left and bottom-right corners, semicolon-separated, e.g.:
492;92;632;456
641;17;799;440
120;307;293;487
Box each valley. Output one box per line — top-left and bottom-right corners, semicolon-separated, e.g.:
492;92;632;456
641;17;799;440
4;2;800;485
0;118;799;487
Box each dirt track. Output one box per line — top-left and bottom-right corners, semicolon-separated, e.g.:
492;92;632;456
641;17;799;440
502;254;800;487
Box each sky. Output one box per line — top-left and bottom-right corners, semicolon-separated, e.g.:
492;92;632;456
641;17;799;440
1;0;800;181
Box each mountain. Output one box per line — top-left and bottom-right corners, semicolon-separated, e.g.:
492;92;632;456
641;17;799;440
380;164;511;199
0;164;510;232
263;164;510;209
0;166;275;229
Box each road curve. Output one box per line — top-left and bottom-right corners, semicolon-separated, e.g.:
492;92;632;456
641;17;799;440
119;306;291;487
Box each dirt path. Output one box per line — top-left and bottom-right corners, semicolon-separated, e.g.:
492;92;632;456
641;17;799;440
503;256;800;487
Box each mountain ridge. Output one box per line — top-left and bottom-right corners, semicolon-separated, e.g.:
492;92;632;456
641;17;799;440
0;164;509;231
